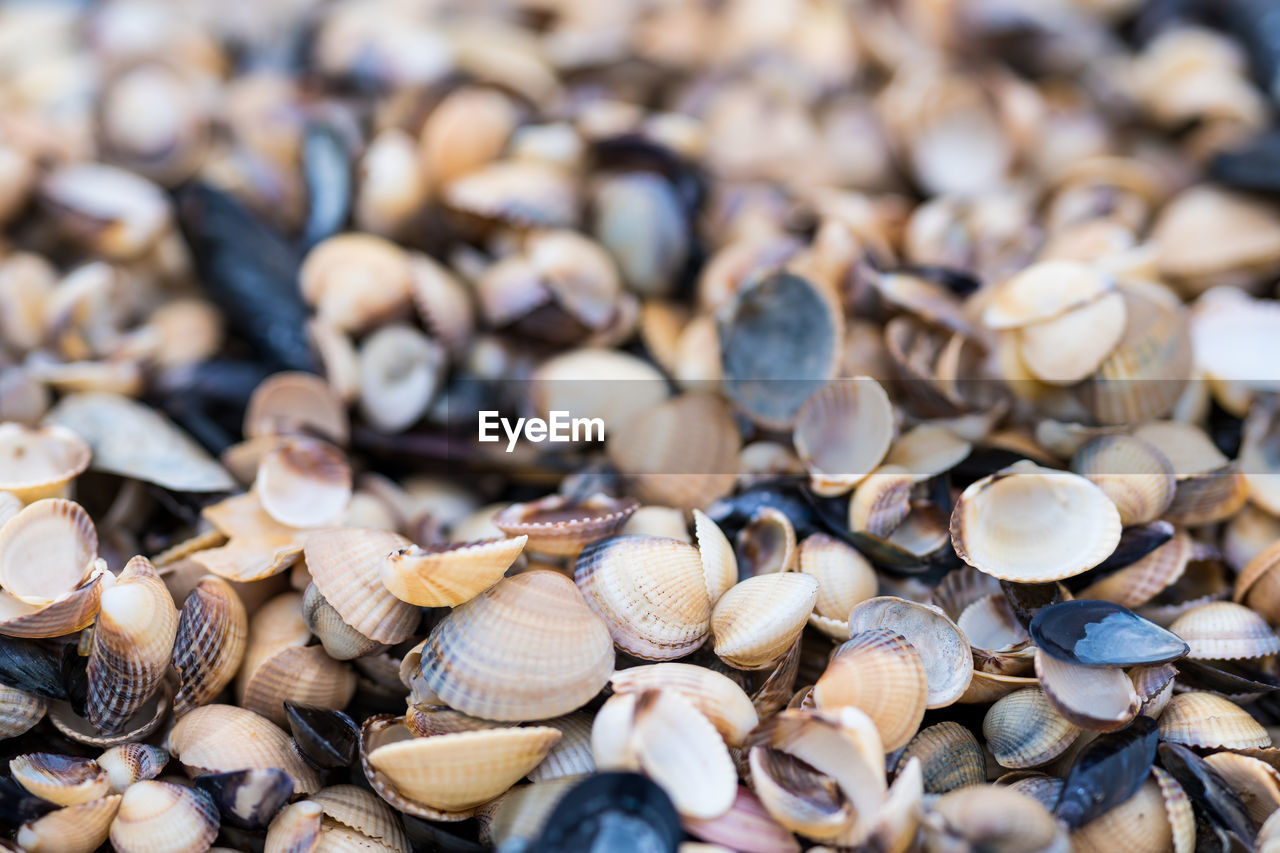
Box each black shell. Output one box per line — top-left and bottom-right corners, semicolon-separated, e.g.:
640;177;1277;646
527;772;682;853
0;638;71;701
1066;521;1175;591
1029;600;1189;667
1176;659;1280;696
1054;716;1158;829
194;768;294;830
285;701;360;770
1158;742;1255;847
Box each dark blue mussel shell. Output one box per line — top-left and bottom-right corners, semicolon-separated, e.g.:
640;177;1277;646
527;772;682;853
195;768;293;830
1030;600;1189;667
285;701;360;770
1054;716;1158;829
1158;742;1256;848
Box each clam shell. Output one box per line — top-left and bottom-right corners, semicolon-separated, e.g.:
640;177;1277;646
97;744;168;793
480;778;580;848
957;670;1040;704
1071;778;1172;853
847;596;973;708
611;663;759;748
302;582;385;661
16;794;121;853
1133;420;1248;525
897;721;986;794
958;594;1030;663
48;680;172;748
0;498;97;605
108;780;218;853
357;324;445;433
421;570;615;721
999;773;1066;810
237;591;311;704
192;491;304;582
798;533;875;638
1132;663;1177;718
0;683;46;738
444;160;578;228
1015;291;1127;385
242;644;357;728
299;234;413;334
244;371;348;445
683;786;801;853
87;555;178;734
983;260;1112;329
10;753;110;806
265;800;323;853
168;704;324;794
303;527;418;644
1203;752;1280;826
312;784;410;853
0;423;90;501
379;536;526;607
1157;692;1270;749
1071;434;1176;526
1170;601;1280;660
813;628;928;751
693;509;738;606
494;494;637;557
884;424;972;479
1076;529;1191;609
527;711;595;782
735;508;797;576
0;568;107;639
793;377;894;495
172;575;248;716
983;687;1080;769
1034;648;1139;732
255;437;352;529
950;461;1122;583
360;716;476;821
935;567;1003;622
576;535;711;660
711;572;818;670
848;467;915;537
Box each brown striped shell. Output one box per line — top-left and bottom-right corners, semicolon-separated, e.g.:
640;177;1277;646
172;575;248;716
303;527;419;643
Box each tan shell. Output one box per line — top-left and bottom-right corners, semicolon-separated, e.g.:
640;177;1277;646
957;671;1040;704
17;794;121;853
693;509;738;606
379;536;527;607
1076;529;1191;608
108;780;218;853
359;716;476;821
494;494;637;557
303;527;419;644
898;721;986;794
1238;537;1280;625
983;260;1112;329
527;712;595;782
244;372;348;445
168;704;323;794
369;726;561;813
97;744;168;793
255;437;352;529
421;87;517;185
1034;648;1139;732
302;583;384;661
1169;601;1280;660
243;644;357;728
10;753;110;806
950;461;1121;583
848;466;916;538
299;233;413;333
265;800;323;853
734;508;798;576
611;663;759;748
959;594;1033;675
0;567;107;639
935;567;1003;623
1072;778;1173;853
1132;663;1178;719
983;688;1079;769
682;786;801;853
0;498;97;605
1153;766;1196;853
87;556;179;734
172;575;248;716
813;628;928;751
0;684;46;738
793;378;895;495
47;681;172;749
310;784;411;853
420;571;615;721
1158;692;1270;749
798;533;876;639
575;535;712;660
1071;434;1176;526
847;596;973;708
711;572;818;670
409;253;474;356
0;423;90;501
1133;420;1248;525
192;491;305;582
885;424;972;479
1204;752;1280;826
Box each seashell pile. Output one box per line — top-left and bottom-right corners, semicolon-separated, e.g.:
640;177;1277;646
7;1;1280;852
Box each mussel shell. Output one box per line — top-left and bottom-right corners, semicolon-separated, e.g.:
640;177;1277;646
1068;521;1176;588
194;768;294;830
525;772;682;853
1000;581;1068;628
1030;601;1188;666
285;701;360;770
0;637;70;700
704;483;826;542
1176;658;1280;696
1158;742;1256;846
0;776;57;826
1054;715;1158;829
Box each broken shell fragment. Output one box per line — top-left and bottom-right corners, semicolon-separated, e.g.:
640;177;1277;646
495;494;637;557
813;628;928;751
379;536;527;607
255;437;352;529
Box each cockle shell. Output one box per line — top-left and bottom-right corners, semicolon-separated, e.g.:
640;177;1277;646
379;536;527;607
693;509;738;606
420;570;615;721
0;683;46;738
527;711;595;782
1169;601;1280;660
17;794;121;853
926;784;1069;853
243;644;357;728
0;567;107;639
302;582;385;661
97;744;168;793
1076;529;1191;609
244;371;349;446
192;490;305;582
0;423;90;502
172;575;248;716
0;498;97;605
799;533;876;639
793;377;894;495
611;663;759;748
813;628;928;751
168;704;324;794
255;437;352;529
983;260;1112;330
108;780;219;853
1157;692;1270;749
1071;434;1176;526
303;527;419;644
1034;649;1138;732
847;596;973;708
86;555;178;734
711;572;818;670
311;784;412;853
983;688;1079;769
10;753;110;806
897;721;986;794
494;494;637;557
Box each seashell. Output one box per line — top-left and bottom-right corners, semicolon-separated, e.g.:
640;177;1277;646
997;773;1064;810
40;163;170;259
1071;434;1176;526
847;596;973;708
287;702;360;770
408;253;474;357
1228;505;1280;578
1034;649;1139;732
1014;291;1126;387
421;570;615;721
693;509;738;606
108;780;218;853
255;437;352;529
711;572;818;670
312;784;411;853
813;628;927;751
847;467;916;538
958;593;1032;675
1158;692;1270;749
87;555;178;734
357;324;445;433
195;768;294;830
527;712;595;782
495;494;638;557
984;688;1080;769
242;643;357;728
244;372;349;446
1133;420;1248;525
10;753;110;806
0;498;97;606
0;423;90;502
798;533;875;639
1132;663;1177;718
44;392;237;492
750;637;803;719
1237;538;1280;626
48;680;172;749
884;423;972;479
950;461;1122;583
958;670;1041;704
935;567;1003;622
575;535;711;660
1170;601;1280;660
683;786;801;853
624;506;693;542
369;723;560;813
1071;777;1174;853
359;715;476;821
897;721;986;793
302;583;384;661
299;233;413;334
732;507;797;578
983;260;1112;330
719;271;841;431
265;800;323;853
355;127;426;237
607;393;740;512
1159;742;1253;849
793;377;894;495
1076;528;1191;609
1203;752;1280;826
479;777;578;848
1053;715;1158;831
519;772;684;851
168;704;324;794
1029;600;1188;666
303;527;419;644
611;663;759;748
420;86;517;185
0;568;107;639
443;160;578;229
16;794;121;853
0;683;46;738
191;491;305;582
172;575;248;716
97;744;168;793
379;536;526;607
